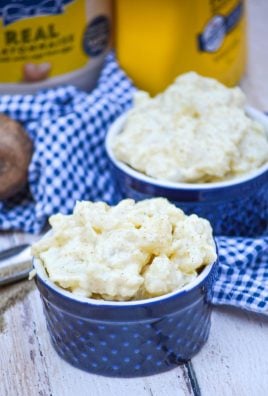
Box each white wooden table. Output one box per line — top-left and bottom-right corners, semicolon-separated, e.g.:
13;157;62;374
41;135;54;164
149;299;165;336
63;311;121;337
1;1;268;395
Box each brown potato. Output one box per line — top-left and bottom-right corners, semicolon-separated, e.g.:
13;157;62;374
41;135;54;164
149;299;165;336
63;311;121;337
0;115;32;200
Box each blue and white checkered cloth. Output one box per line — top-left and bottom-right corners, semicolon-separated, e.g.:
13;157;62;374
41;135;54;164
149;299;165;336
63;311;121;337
213;237;268;315
0;52;134;233
0;51;267;315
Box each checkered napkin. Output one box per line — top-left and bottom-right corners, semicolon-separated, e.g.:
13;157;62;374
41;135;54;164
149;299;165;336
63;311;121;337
0;52;267;316
212;236;268;315
0;52;135;233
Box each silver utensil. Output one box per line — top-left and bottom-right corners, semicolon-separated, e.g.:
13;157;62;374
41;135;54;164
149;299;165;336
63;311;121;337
0;244;32;287
0;244;30;261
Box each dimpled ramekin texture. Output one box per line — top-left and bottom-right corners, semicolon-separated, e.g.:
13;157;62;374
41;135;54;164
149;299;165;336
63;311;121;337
35;258;217;378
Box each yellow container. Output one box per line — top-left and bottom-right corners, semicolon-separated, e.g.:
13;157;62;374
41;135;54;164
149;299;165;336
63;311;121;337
115;0;247;95
0;0;112;94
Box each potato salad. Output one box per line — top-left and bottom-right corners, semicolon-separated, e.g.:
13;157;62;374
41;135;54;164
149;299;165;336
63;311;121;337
32;198;217;301
113;72;268;183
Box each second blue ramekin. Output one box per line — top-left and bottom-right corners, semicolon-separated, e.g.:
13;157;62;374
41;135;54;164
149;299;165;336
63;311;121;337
105;107;268;237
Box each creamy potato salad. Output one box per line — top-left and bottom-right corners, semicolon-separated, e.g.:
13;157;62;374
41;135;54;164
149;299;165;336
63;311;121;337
113;72;268;183
32;198;217;301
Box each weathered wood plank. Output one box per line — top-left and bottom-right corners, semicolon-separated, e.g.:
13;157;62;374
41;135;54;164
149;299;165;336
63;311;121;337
0;287;52;396
192;307;268;396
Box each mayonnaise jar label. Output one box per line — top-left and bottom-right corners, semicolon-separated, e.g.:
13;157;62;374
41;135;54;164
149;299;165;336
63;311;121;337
0;0;111;85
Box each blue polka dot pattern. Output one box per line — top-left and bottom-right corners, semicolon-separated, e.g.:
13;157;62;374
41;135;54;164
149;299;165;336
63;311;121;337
177;188;268;237
36;261;217;377
109;162;268;237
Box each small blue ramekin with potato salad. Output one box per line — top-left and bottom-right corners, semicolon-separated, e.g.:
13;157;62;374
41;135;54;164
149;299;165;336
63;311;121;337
32;198;218;377
106;72;268;237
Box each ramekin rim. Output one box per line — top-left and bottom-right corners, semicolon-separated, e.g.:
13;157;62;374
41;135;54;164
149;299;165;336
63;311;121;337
105;106;268;191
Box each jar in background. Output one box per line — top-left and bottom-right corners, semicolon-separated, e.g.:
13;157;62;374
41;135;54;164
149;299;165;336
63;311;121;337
0;0;112;94
115;0;247;95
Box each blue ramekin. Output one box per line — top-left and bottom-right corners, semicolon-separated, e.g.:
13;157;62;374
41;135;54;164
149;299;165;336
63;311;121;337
105;107;268;237
34;254;218;377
